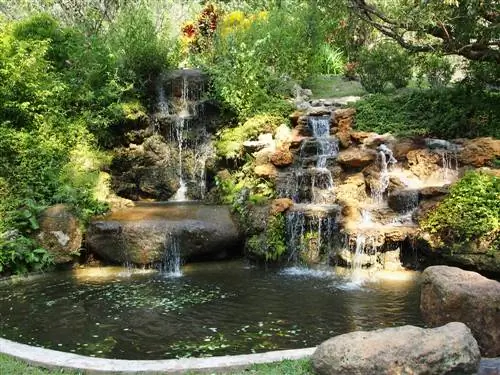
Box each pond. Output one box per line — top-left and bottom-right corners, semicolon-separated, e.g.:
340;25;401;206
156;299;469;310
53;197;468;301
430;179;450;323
0;261;423;360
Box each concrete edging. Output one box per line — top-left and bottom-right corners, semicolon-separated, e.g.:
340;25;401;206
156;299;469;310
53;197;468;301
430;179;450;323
0;337;316;374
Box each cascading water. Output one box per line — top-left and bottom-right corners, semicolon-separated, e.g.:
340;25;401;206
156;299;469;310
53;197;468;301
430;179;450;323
303;116;339;203
170;75;190;201
160;233;182;277
371;144;397;204
351;234;366;282
285;209;338;264
154;70;214;201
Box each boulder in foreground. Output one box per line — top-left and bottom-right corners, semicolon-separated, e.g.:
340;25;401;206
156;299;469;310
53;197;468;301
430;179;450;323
312;322;480;375
420;265;500;357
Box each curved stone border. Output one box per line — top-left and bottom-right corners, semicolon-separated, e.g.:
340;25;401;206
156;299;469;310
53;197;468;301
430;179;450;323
0;337;315;374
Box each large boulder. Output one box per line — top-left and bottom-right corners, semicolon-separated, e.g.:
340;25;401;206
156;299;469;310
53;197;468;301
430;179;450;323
86;204;242;265
37;204;82;264
407;149;441;179
459;137;500;167
312;322;480;375
420;266;500;357
337;147;377;168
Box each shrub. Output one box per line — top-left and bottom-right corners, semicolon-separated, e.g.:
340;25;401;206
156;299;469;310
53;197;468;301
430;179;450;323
354;86;500;138
357;42;413;92
421;172;499;250
416;53;454;88
207;5;322;119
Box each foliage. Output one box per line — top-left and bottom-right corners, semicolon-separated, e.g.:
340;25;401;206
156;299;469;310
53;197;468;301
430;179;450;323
215;163;275;207
349;0;499;63
415;53;455;88
206;5;325;119
421;172;499;250
0;14;142;274
354;86;500;138
315;43;346;75
356;41;413;92
246;213;287;262
216;114;285;159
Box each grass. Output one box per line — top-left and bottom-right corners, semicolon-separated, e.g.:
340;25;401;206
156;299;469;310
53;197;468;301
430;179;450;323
303;75;367;99
0;354;314;374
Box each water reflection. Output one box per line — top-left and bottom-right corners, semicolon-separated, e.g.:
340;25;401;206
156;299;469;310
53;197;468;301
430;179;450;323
0;261;422;359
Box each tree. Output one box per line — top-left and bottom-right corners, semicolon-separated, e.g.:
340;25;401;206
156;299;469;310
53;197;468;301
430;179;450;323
349;0;499;63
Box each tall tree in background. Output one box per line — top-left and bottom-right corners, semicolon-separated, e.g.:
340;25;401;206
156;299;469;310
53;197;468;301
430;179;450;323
349;0;499;63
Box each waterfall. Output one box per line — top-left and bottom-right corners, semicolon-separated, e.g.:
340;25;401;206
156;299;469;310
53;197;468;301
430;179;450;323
439;149;459;183
296;116;339;203
351;234;366;273
372;144;397;204
285;209;338;264
286;211;306;262
170;75;189;202
160;233;182;277
154;70;213;201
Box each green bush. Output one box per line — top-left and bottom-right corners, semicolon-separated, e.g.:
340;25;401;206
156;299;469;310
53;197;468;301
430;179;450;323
208;6;323;119
357;42;413;92
246;213;287;262
421;172;499;249
416;53;454;88
354;86;500;138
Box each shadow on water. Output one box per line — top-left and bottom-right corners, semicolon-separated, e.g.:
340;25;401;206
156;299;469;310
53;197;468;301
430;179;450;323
0;261;422;360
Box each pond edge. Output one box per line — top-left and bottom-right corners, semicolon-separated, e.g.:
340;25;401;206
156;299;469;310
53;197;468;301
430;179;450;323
0;337;316;374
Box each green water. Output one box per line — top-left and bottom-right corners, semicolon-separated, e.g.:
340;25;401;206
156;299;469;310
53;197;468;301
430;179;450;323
0;261;423;359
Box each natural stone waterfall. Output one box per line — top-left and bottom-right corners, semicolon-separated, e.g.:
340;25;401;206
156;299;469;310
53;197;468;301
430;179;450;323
267;103;466;274
110;69;219;201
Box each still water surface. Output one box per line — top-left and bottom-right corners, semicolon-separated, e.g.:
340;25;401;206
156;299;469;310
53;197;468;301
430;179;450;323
0;261;423;359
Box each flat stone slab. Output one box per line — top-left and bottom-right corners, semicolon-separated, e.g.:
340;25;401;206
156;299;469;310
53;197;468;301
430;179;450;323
0;337;499;374
0;338;314;374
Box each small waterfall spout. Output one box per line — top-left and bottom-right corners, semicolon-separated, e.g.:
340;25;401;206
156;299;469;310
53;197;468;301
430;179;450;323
372;144;397;204
160;233;182;277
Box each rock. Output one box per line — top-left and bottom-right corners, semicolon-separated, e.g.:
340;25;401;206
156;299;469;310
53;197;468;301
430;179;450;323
270;148;294;167
459;137;500;167
253;148;274;166
392;138;424;160
379;248;403;271
336;173;367;206
332;107;356;123
242;140;269;153
420;266;500;357
312;322;480;375
254;163;278;179
336;130;352;148
274;124;292;146
37;204;82;264
413;198;443;224
270;198;293;215
419;185;449;198
387;189;419;213
425;138;460;151
407;149;441;179
337;148;377;168
363;133;396;148
289;111;304;127
87;204;242;265
336;248;377;268
307;107;331;116
350;131;375;143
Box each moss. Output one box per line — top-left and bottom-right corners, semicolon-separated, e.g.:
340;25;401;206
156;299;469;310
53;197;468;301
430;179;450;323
215;114;285;160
